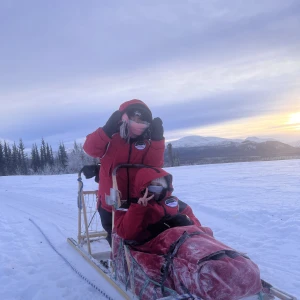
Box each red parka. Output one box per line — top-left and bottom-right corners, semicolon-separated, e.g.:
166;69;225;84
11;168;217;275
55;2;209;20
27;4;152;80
114;167;205;242
83;100;165;212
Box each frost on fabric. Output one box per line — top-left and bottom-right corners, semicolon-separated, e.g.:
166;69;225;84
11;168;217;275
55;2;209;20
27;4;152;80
112;226;262;300
112;232;179;299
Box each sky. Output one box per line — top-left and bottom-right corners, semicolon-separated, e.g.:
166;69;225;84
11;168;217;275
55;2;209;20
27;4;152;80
1;159;299;299
0;0;300;149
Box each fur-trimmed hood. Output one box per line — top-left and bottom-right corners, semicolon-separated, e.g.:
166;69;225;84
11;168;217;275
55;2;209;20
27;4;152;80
132;167;173;199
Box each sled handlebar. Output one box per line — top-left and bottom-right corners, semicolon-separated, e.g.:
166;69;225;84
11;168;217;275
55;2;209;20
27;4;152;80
77;163;158;208
111;164;157;207
112;163;154;176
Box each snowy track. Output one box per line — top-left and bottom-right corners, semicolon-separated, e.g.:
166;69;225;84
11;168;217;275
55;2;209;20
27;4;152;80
0;176;120;300
1;159;299;299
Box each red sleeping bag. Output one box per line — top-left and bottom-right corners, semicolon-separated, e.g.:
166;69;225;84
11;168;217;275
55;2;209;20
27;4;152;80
112;225;262;300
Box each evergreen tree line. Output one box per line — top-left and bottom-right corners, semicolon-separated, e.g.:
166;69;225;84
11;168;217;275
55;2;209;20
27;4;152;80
0;139;98;176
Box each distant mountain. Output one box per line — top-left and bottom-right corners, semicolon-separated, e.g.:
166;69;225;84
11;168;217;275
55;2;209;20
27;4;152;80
244;136;277;143
164;139;300;166
168;135;279;148
291;140;300;148
169;135;243;148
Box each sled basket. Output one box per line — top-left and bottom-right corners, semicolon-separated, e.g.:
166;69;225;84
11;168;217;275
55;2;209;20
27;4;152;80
76;181;107;256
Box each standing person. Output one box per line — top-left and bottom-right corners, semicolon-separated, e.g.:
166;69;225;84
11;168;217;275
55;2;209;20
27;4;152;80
83;99;165;246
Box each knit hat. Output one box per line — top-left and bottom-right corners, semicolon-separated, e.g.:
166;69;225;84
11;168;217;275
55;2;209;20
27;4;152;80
151;177;168;188
126;104;152;123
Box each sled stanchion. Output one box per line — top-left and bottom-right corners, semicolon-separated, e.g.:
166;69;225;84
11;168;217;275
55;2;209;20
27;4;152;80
76;169;107;254
77;176;83;244
77;173;92;254
82;195;92;255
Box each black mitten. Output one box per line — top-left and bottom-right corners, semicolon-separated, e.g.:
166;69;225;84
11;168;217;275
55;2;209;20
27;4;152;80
165;214;193;227
151;117;164;141
147;220;170;238
94;164;100;183
81;164;100;181
102;110;122;138
147;214;193;239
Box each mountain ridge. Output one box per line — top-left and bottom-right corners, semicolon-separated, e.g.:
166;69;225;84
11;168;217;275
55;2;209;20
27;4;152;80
164;137;300;166
167;135;299;148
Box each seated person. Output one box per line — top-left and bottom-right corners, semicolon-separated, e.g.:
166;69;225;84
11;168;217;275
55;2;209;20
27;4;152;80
114;167;208;243
113;167;262;300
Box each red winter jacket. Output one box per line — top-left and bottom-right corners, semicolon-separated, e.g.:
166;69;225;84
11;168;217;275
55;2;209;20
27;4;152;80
114;168;204;242
83;100;165;212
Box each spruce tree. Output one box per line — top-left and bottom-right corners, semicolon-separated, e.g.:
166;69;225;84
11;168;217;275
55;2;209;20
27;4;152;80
30;144;36;173
3;142;12;175
45;143;51;165
49;145;54;166
18;139;28;175
40;138;47;170
57;142;68;171
0;141;4;176
11;142;19;175
73;140;80;154
31;143;41;173
45;143;54;167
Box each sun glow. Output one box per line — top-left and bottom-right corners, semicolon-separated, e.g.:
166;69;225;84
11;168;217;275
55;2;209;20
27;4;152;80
288;112;300;124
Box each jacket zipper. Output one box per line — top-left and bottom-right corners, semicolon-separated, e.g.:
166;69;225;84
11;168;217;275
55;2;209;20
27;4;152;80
126;142;133;200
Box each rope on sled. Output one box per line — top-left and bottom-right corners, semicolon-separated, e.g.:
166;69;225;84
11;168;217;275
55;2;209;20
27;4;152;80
160;231;202;297
125;249;179;299
29;218;115;300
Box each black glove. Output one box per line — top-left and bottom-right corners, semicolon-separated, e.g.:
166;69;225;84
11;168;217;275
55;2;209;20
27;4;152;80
102;110;122;138
147;214;193;239
151;117;164;141
165;214;193;227
94;167;100;183
81;164;100;183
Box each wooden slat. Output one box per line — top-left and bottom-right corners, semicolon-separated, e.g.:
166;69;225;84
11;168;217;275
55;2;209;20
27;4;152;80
67;238;132;300
82;197;91;254
82;191;98;195
270;287;297;300
78;232;107;239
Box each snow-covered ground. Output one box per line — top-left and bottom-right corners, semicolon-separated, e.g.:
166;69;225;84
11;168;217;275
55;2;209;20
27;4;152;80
0;159;299;300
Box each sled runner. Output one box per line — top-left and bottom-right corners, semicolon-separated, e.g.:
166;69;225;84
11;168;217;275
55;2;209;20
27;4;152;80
67;164;297;300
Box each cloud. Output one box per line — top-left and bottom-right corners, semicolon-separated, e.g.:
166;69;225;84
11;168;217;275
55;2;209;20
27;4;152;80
0;0;299;88
0;0;299;145
1;50;299;113
1;52;299;145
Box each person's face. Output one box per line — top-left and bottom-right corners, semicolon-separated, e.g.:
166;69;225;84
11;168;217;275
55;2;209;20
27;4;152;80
148;182;164;198
130;115;144;123
141;183;163;195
